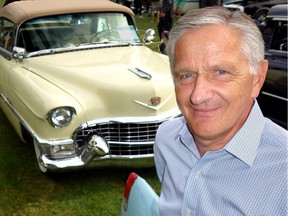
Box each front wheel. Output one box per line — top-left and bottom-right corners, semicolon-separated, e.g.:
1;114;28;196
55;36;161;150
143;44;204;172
253;9;269;26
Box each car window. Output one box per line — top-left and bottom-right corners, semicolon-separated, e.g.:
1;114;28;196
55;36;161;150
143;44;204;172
16;12;140;54
264;19;287;51
270;20;287;51
0;19;15;51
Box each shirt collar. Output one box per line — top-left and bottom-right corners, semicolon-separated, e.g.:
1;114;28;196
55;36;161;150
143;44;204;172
225;100;266;167
178;118;201;159
178;100;266;166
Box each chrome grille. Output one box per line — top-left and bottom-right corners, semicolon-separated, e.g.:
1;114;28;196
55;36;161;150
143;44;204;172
75;121;164;156
109;143;153;156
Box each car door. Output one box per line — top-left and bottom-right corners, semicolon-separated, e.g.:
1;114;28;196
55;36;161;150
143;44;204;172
258;15;287;128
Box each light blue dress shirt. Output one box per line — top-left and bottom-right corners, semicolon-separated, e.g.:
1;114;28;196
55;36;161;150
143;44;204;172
154;101;288;216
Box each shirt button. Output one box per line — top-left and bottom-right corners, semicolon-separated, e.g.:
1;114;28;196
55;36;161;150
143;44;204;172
187;208;191;216
195;170;201;178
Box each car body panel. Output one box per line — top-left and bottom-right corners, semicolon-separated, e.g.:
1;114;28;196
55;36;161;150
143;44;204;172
2;46;176;141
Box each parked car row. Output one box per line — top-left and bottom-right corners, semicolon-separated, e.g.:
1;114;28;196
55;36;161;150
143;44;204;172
224;0;287;26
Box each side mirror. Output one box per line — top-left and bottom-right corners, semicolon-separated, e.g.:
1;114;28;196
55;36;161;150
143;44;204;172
12;46;25;61
143;28;155;43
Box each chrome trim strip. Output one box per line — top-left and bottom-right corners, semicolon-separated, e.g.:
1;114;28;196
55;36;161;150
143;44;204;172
108;141;154;145
261;91;288;101
0;92;37;138
81;109;180;128
223;5;244;12
96;154;154;160
0;93;73;145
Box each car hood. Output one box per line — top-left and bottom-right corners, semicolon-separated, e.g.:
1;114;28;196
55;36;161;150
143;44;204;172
22;46;177;121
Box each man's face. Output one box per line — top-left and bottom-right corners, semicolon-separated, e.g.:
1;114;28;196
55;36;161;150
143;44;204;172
173;25;267;148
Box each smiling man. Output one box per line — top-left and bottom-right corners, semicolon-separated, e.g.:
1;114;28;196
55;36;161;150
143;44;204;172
154;6;287;216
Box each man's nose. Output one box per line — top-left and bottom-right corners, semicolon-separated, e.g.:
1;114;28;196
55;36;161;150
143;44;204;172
190;75;213;105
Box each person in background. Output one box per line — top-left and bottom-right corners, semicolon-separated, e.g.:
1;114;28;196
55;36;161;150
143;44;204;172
174;0;186;16
154;6;287;216
134;0;143;17
123;0;133;8
157;0;173;40
151;0;162;22
144;0;151;13
199;0;223;8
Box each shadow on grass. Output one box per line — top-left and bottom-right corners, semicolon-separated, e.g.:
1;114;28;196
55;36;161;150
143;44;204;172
0;109;160;216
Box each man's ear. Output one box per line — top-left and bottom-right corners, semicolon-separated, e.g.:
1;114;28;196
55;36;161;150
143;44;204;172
252;59;268;99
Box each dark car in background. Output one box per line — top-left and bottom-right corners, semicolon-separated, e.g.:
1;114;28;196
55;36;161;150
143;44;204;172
257;4;287;129
224;0;287;25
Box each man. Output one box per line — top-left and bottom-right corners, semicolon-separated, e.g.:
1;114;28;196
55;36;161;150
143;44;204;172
199;0;223;8
154;6;287;216
134;0;143;16
157;0;173;40
123;0;133;9
174;0;186;16
150;0;162;22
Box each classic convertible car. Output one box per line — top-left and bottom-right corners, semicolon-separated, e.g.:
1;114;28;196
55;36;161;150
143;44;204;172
0;0;180;174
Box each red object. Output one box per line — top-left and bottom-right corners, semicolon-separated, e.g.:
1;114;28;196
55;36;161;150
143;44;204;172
124;172;138;201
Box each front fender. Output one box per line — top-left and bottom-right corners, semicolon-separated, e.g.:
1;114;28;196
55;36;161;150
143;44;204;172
5;63;85;140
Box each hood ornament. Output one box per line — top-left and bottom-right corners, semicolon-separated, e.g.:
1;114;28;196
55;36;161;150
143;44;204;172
133;94;173;111
150;97;161;106
129;67;152;80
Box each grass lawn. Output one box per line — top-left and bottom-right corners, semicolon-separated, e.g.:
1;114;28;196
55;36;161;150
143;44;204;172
0;5;165;215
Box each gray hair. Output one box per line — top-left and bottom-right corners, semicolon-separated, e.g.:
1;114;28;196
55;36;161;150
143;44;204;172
166;6;265;75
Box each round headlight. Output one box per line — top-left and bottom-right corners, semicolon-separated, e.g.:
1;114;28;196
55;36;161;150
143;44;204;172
46;107;76;128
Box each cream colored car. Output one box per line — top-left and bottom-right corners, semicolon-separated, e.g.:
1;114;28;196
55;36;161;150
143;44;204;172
0;0;179;174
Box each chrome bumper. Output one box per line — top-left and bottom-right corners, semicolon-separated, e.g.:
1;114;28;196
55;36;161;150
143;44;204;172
35;137;155;171
40;154;155;171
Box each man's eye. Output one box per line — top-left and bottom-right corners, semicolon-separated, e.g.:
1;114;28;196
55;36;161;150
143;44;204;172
216;70;226;75
181;73;193;79
175;73;196;84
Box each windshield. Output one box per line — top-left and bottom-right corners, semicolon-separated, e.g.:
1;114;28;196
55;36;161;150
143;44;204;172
16;12;140;54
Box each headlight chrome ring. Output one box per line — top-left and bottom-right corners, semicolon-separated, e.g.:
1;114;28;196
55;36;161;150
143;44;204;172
46;107;76;128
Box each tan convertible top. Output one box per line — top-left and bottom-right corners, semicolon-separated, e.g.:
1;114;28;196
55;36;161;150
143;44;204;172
0;0;134;24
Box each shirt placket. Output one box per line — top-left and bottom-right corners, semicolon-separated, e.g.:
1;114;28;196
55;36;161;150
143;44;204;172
181;160;205;216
